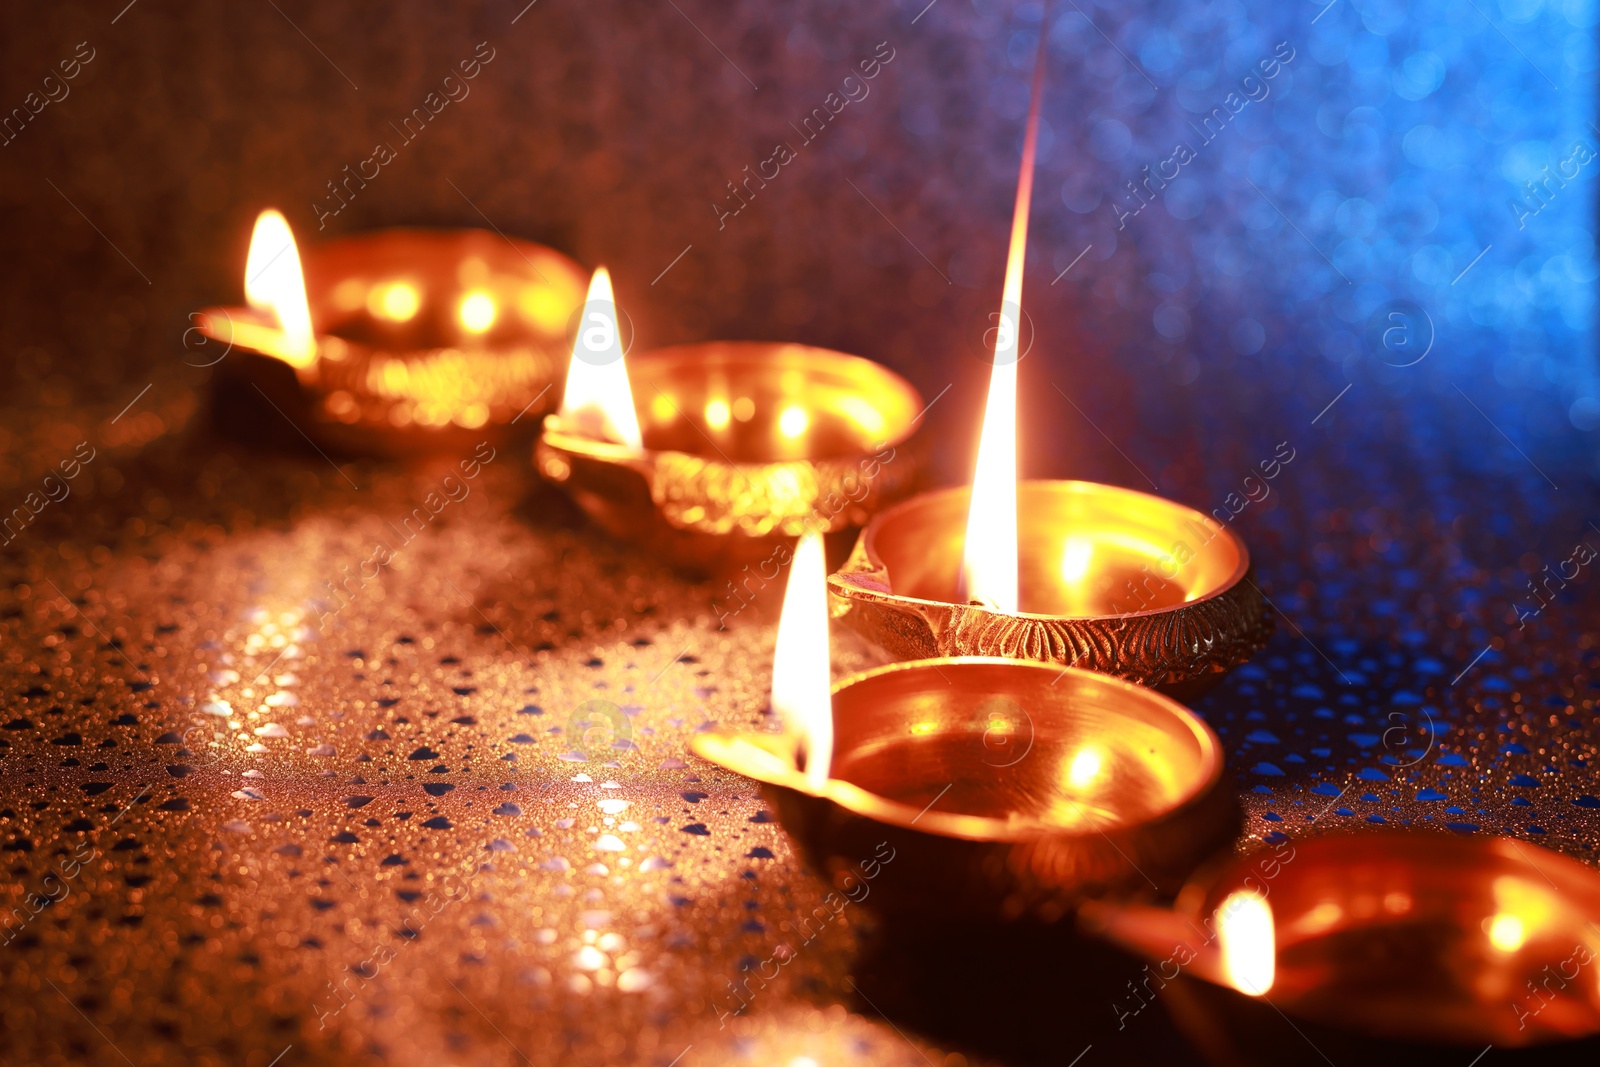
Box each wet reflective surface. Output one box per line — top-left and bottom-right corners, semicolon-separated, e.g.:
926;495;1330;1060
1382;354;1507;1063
5;391;1599;1065
0;434;919;1066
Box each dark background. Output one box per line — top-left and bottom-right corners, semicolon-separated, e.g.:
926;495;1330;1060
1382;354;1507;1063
5;0;1591;490
0;2;1596;1066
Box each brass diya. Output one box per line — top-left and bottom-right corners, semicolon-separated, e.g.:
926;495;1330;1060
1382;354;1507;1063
1083;831;1600;1060
198;226;587;456
827;480;1272;698
691;658;1238;922
536;341;923;570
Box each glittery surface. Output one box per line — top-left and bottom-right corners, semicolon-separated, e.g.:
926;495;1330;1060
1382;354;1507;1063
0;1;1596;1065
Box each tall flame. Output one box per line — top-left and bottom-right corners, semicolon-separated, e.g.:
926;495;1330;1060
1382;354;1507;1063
772;530;832;789
1217;890;1276;995
558;267;642;448
960;37;1050;615
243;209;316;369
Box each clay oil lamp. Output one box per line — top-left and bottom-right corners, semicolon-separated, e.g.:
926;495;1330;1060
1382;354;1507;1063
535;269;925;571
1080;831;1600;1063
194;210;587;456
827;41;1267;697
692;531;1238;923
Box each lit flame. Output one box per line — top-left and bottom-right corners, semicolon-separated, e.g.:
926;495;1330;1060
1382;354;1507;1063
558;267;642;448
960;38;1049;614
1217;890;1276;995
772;530;832;790
243;209;316;368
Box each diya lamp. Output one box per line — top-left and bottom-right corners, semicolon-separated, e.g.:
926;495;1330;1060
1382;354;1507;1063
692;38;1600;1067
194;210;588;457
691;530;1239;923
825;42;1269;698
1080;831;1600;1063
690;536;1600;1062
534;271;925;572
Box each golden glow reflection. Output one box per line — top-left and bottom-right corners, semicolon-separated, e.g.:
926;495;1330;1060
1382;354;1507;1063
1301;900;1344;934
1061;537;1093;585
1065;745;1103;790
836;394;886;437
705;397;731;431
1487;913;1526;953
1486;875;1555;954
458;289;497;333
369;281;421;322
778;404;810;439
517;283;567;332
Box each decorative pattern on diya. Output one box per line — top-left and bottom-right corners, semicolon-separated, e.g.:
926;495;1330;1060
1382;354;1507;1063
645;445;908;537
828;519;1272;696
316;341;560;430
943;578;1273;688
831;571;1270;694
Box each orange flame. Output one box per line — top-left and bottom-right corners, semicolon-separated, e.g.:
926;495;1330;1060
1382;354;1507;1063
961;37;1050;614
558;267;642;448
772;530;832;789
243;210;316;369
1217;889;1276;995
